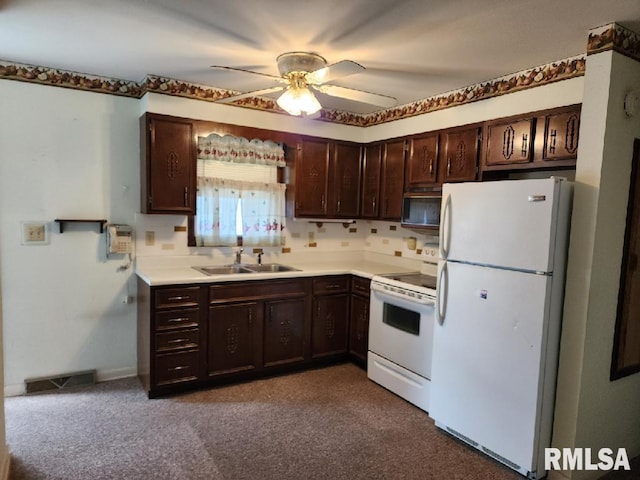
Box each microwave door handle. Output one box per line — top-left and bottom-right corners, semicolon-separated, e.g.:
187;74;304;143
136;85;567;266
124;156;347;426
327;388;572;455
440;193;452;260
436;261;448;325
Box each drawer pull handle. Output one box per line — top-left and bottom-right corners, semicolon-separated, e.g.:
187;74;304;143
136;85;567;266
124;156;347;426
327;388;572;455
327;284;342;289
168;338;189;344
167;296;188;301
168;365;188;372
167;317;189;323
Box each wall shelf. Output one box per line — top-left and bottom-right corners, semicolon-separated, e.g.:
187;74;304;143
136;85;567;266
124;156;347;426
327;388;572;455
54;219;108;234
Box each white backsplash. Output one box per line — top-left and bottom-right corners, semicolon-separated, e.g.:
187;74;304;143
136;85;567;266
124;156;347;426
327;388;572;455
134;213;439;266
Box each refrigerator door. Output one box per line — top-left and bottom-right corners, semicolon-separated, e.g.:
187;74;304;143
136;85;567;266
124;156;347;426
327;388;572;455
430;261;553;475
440;178;562;273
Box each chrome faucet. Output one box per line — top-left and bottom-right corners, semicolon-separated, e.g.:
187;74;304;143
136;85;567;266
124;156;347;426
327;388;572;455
234;248;243;265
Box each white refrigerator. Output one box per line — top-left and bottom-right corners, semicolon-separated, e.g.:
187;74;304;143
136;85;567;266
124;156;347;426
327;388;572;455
430;177;573;479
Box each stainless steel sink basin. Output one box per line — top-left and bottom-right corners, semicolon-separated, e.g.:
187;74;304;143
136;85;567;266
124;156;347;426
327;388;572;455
243;263;300;273
193;265;253;275
194;263;300;275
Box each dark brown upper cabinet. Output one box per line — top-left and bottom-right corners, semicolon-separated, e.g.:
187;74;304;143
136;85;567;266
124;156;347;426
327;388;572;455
406;134;440;187
293;138;330;217
484;118;534;166
328;142;362;218
440;126;480;183
541;109;580;162
379;140;406;220
532;105;581;166
293;139;362;218
361;144;383;218
141;113;196;214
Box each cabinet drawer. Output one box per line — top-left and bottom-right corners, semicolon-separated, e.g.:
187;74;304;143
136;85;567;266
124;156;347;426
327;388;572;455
209;279;307;303
155;308;199;331
156;329;199;353
313;276;350;295
351;276;371;296
155;286;200;309
155;351;198;386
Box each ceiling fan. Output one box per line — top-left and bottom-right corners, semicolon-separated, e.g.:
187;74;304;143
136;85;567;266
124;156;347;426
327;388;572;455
211;52;397;116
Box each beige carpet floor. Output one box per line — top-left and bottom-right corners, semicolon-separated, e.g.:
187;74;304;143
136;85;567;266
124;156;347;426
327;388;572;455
4;363;636;479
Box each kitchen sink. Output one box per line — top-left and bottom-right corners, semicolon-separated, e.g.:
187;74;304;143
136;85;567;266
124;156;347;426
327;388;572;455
193;265;253;275
194;263;300;275
242;263;301;273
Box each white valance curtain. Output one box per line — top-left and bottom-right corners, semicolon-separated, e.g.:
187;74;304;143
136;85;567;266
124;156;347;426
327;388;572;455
195;134;286;247
197;134;286;167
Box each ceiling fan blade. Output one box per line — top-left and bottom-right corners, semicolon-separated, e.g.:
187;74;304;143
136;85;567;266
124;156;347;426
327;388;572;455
313;84;397;108
306;60;365;85
210;65;286;83
217;86;284;104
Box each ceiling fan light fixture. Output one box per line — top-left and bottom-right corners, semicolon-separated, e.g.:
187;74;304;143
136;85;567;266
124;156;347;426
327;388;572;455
277;85;321;116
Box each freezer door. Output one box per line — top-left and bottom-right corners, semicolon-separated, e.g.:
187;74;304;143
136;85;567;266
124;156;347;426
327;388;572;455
440;178;563;272
430;261;554;474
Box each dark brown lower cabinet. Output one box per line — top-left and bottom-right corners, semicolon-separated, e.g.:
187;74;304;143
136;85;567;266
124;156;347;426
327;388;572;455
137;279;206;398
349;276;371;367
312;276;350;359
264;298;307;367
207;302;262;377
138;274;372;398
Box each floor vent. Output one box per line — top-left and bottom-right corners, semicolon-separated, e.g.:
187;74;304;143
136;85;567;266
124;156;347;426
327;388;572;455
25;369;96;394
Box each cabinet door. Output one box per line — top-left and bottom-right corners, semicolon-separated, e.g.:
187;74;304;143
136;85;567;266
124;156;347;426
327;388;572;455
207;302;261;376
407;134;439;186
361;144;382;218
485;119;533;166
349;294;369;364
264;298;307;368
295;139;329;216
380;141;406;220
312;294;349;358
441;127;479;182
542;110;580;161
329;143;361;217
144;116;195;214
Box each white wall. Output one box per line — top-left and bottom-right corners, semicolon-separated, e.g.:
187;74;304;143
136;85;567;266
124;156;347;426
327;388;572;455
363;76;585;142
0;80;140;394
141;93;367;142
142;76;585;145
551;50;640;479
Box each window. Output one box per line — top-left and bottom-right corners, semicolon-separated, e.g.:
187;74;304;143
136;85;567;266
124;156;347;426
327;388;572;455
194;135;287;247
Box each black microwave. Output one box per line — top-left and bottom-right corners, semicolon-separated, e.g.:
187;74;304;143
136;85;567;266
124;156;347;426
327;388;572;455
401;193;441;229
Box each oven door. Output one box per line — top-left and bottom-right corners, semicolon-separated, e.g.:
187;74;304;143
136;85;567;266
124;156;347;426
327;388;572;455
368;286;435;379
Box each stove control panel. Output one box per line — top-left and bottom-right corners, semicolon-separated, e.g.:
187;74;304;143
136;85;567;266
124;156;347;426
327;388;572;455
371;280;436;304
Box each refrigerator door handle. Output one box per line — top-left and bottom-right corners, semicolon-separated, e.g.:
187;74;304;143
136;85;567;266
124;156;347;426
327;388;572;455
440;193;452;260
436;261;448;325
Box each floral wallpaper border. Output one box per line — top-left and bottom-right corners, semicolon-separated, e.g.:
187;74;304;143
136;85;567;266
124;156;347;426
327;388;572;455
0;62;144;98
2;21;636;127
587;23;640;62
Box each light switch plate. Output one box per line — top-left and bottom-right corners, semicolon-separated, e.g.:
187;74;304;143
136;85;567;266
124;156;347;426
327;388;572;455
21;221;49;245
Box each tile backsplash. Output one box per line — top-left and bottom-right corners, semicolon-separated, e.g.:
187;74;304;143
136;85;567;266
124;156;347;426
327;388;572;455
134;213;439;263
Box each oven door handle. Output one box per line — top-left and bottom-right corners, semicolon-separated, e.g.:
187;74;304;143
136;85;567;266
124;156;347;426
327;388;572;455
436;261;448;325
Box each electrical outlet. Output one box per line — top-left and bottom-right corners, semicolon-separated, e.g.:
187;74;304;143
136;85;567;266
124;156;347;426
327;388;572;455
21;222;48;245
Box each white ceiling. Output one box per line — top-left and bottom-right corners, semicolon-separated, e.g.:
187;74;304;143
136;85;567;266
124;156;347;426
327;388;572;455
1;0;639;114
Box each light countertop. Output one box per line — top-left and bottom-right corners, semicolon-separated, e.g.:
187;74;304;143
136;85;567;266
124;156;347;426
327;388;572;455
136;254;422;286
